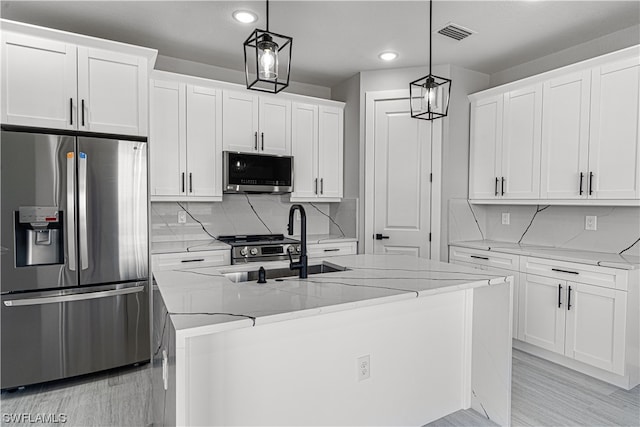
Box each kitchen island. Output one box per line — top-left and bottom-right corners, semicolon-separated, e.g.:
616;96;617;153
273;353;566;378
152;254;513;426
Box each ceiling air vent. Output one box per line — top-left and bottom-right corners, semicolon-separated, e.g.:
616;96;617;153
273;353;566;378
436;22;475;41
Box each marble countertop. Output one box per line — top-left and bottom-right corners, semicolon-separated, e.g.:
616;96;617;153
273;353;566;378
450;240;640;270
154;254;509;334
151;239;230;254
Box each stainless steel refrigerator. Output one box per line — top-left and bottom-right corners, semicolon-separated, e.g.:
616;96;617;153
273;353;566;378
0;128;149;389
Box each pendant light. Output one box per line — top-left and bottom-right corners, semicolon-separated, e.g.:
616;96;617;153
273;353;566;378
410;0;451;120
243;0;293;94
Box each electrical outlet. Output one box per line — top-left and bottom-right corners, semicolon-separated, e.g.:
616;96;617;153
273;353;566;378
357;355;370;381
585;215;597;231
501;212;510;225
178;211;187;224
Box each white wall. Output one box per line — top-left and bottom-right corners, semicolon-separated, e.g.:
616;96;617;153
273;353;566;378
489;24;640;87
155;54;331;99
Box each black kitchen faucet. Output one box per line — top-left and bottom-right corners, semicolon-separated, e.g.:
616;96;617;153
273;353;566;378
287;204;308;279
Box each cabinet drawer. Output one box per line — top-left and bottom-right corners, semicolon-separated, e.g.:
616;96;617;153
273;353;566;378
307;241;357;258
449;246;519;271
152;251;230;272
521;256;628;290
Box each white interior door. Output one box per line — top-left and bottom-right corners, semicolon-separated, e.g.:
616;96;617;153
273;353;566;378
373;98;431;257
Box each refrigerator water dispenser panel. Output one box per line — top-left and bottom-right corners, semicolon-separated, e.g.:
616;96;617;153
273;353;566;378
15;206;64;267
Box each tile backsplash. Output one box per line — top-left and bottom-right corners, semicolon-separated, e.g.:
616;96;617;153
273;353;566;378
448;199;640;256
151;195;357;242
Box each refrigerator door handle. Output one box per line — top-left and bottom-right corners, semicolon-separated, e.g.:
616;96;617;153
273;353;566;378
3;285;145;307
78;152;89;270
66;152;77;271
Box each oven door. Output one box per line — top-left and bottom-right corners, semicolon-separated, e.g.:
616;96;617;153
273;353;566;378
224;151;293;193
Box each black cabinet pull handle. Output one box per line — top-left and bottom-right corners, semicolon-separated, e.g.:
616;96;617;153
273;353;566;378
375;234;389;240
70;98;73;125
579;172;584;195
189;173;193;193
323;248;340;252
181;258;204;263
552;268;579;275
495;177;499;196
261;132;264;151
470;255;489;260
315;178;318;195
501;177;505;196
589;172;594;195
254;132;258;150
81;99;85;126
320;178;324;194
558;284;563;308
181;172;185;193
567;286;572;310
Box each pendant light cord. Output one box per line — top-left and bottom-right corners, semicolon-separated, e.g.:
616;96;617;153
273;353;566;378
266;0;270;32
429;0;432;76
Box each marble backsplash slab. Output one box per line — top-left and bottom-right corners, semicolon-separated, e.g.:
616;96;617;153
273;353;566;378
151;195;358;242
448;199;640;257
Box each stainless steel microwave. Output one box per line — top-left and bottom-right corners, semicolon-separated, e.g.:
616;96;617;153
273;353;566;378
223;151;293;194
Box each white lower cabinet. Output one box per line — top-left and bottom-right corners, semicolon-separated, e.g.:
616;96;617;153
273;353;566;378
151;250;230;273
307;241;357;258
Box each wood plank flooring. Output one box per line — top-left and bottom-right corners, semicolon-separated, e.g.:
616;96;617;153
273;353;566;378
428;349;640;427
1;350;638;426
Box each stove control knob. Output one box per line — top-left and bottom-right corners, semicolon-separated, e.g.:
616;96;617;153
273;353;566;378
250;248;259;256
286;246;295;253
240;247;248;257
296;245;302;253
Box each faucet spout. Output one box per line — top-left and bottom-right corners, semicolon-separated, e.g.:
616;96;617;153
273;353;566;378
287;204;308;279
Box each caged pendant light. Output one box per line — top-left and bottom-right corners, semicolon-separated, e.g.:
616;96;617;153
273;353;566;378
410;0;451;120
243;0;293;94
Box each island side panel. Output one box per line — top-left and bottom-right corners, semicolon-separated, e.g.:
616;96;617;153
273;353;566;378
152;282;176;427
179;291;471;426
470;278;513;427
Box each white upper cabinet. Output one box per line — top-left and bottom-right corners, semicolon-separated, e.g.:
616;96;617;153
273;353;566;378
501;84;542;199
1;32;77;130
222;90;291;155
290;103;344;202
150;78;222;201
469;94;503;199
540;71;591;199
469;46;639;205
77;47;148;136
1;23;153;136
150;80;185;197
588;58;640;199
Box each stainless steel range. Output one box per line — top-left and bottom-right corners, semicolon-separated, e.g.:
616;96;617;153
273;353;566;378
218;234;301;264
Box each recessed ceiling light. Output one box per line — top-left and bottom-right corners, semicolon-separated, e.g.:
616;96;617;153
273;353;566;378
233;10;257;24
378;51;398;61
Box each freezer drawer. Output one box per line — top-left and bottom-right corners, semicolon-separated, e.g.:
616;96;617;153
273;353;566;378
1;282;149;389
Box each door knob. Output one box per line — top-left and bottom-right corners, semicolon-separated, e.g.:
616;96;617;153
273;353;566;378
375;234;390;240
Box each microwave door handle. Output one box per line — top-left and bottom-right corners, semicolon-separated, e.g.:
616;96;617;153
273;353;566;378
66;152;76;271
78;152;89;270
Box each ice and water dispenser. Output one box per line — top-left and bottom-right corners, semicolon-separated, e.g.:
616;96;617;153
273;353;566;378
14;206;64;267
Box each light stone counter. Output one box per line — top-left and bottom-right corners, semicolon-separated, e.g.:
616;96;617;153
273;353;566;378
450;240;639;270
152;254;512;427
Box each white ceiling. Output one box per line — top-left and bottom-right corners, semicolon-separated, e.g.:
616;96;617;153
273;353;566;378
1;1;638;88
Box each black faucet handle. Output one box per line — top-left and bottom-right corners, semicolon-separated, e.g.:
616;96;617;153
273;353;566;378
287;223;292;235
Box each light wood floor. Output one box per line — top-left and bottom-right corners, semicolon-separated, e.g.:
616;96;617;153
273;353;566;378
1;350;638;426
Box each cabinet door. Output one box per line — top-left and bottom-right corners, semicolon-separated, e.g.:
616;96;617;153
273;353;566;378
564;282;627;375
318;106;344;199
540;72;591;199
150;80;186;196
518;274;566;354
502;85;542;199
291;102;319;199
222;90;258;153
469;95;503;199
258;96;291;155
588;58;640;199
1;32;77;129
186;85;222;198
77;47;148;136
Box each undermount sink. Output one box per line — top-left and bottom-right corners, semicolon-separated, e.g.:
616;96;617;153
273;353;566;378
223;262;349;283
